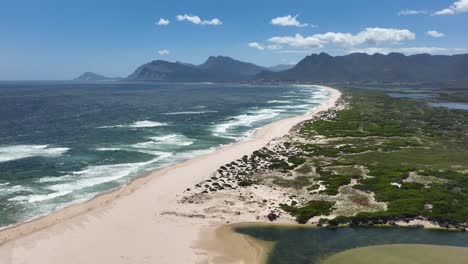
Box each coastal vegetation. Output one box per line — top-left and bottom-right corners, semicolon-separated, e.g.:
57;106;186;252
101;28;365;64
290;88;468;227
184;86;467;230
197;87;466;228
280;200;334;224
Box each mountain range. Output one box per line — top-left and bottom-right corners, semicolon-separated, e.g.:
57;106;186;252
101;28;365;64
75;53;468;84
126;56;269;82
256;52;468;83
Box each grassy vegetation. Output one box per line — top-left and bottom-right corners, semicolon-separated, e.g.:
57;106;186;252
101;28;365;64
272;176;313;189
281;88;468;226
295;163;313;174
316;168;360;195
280;200;335;224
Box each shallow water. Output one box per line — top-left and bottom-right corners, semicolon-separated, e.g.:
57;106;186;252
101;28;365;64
234;225;468;264
0;81;330;227
428;102;468;110
386;93;435;99
322;244;468;264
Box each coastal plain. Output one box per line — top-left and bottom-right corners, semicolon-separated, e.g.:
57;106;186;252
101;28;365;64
1;84;467;264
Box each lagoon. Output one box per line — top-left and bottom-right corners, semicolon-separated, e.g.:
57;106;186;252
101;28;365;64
234;225;468;264
428;102;468;110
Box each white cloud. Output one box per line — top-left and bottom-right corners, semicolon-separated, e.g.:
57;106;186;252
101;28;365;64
347;47;466;55
266;44;282;50
398;10;427;15
271;15;309;27
269;34;324;49
177;14;201;24
248;42;283;51
268;28;416;49
176;14;222;25
201;18;222;25
158;49;170;55
156;18;170;26
426;30;445;38
433;9;456;15
433;0;468;15
248;42;264;50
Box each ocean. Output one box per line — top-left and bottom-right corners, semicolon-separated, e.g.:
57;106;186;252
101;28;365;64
0;81;330;227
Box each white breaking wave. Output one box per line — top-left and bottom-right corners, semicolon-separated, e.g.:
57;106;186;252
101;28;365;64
95;134;194;156
272;104;311;110
147;134;194;146
99;120;168;128
16;145;211;204
129;121;168;128
169;147;215;163
192;105;207;109
296;85;329;97
0;184;33;197
0;145;70;163
11;155;171;203
131;134;194;151
211;85;330;139
95;147;122;151
212;108;284;138
298;98;322;104
268;100;292;104
164;111;218;115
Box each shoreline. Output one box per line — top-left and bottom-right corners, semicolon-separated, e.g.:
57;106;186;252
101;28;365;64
196;223;273;264
208;222;468;264
0;85;341;263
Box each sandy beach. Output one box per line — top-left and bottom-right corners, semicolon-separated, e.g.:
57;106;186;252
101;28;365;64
0;85;341;264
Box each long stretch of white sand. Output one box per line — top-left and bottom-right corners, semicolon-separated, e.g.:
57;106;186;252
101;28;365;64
0;86;341;264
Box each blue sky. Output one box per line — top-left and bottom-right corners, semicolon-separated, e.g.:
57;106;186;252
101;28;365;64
1;0;467;80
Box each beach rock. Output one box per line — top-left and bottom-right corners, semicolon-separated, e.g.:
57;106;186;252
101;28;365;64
267;212;278;222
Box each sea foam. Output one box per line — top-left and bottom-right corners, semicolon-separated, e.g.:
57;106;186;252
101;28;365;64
212;108;284;138
95;134;193;157
164;111;218;115
268;100;293;104
133;134;194;149
99;120;168;128
0;145;69;163
11;157;166;203
147;134;194;146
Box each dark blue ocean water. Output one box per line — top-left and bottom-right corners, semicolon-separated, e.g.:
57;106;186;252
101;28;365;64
0;81;330;227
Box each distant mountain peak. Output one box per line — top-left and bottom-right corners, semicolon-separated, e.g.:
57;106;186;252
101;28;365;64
127;56;267;82
388;52;406;57
202;56;238;66
74;72;120;81
206;55;229;60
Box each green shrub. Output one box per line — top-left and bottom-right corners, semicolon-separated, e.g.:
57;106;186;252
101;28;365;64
280;200;335;224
